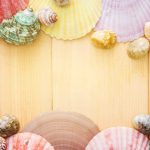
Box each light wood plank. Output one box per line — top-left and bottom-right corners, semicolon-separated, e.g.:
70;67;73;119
52;34;148;129
0;32;52;128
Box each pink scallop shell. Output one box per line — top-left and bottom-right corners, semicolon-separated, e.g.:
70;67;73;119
95;0;150;42
0;0;29;23
86;127;150;150
6;132;55;150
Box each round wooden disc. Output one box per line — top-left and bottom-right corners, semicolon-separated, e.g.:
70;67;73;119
23;112;99;150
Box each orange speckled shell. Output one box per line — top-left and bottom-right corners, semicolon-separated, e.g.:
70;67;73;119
6;132;54;150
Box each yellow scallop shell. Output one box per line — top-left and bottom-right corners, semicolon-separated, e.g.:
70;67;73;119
91;30;117;49
30;0;101;40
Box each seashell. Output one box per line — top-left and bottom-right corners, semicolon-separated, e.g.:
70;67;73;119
0;0;29;23
133;114;150;135
91;30;117;49
0;115;20;138
0;8;41;45
54;0;70;6
144;22;150;41
7;132;55;150
37;7;57;26
95;0;150;42
86;127;150;150
127;37;150;59
0;137;6;150
29;0;101;40
23;112;100;150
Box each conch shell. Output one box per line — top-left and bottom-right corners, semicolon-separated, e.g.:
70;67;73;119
91;30;117;49
144;22;150;41
127;37;150;59
37;7;57;26
54;0;70;6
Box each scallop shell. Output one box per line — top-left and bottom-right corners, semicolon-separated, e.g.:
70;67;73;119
0;115;20;138
0;0;29;23
7;132;54;150
37;7;57;26
91;30;117;49
54;0;70;6
0;137;6;150
144;22;150;41
29;0;101;40
0;8;41;45
23;112;100;150
86;127;150;150
133;114;150;135
127;37;150;59
95;0;150;42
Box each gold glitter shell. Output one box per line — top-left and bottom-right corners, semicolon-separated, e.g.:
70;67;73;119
91;30;117;49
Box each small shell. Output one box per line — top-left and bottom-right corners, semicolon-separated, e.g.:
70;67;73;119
54;0;70;6
91;30;117;49
127;37;150;59
144;22;150;41
133;114;150;135
0;137;6;150
38;7;57;26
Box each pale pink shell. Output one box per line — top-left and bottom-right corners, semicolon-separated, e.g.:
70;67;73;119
95;0;150;42
86;127;150;150
0;0;29;23
37;7;57;26
6;132;55;150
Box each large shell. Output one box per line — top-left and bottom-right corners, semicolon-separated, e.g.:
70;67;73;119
29;0;101;40
0;0;29;23
23;112;100;150
0;115;20;138
6;132;54;150
95;0;150;42
86;127;150;150
133;114;150;135
0;8;41;45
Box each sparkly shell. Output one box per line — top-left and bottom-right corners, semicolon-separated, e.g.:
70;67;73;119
0;115;20;138
54;0;70;6
127;37;150;59
86;127;150;150
7;132;55;150
0;137;6;150
0;9;41;45
37;7;57;26
144;22;150;41
91;30;117;49
133;114;150;135
0;0;29;23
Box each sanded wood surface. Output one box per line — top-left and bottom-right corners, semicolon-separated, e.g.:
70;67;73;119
0;32;148;129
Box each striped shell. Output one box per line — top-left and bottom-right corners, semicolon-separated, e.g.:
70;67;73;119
37;7;57;26
0;137;6;150
29;0;101;40
7;132;54;150
0;8;41;45
23;112;100;150
86;127;150;150
133;114;150;135
54;0;70;6
127;37;150;59
0;0;29;23
0;115;20;138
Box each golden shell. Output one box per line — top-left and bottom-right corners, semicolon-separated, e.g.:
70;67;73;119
91;30;117;49
144;22;150;41
127;37;150;59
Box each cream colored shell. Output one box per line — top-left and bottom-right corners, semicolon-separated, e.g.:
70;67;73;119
144;22;150;41
127;37;150;59
91;30;117;49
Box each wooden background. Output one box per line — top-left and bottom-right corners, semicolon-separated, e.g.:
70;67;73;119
0;31;148;130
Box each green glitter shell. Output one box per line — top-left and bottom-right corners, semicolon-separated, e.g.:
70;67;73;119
0;8;41;45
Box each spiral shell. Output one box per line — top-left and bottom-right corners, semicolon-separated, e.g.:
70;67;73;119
91;30;117;49
0;137;6;150
38;7;57;26
144;22;150;41
54;0;70;6
127;37;150;59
